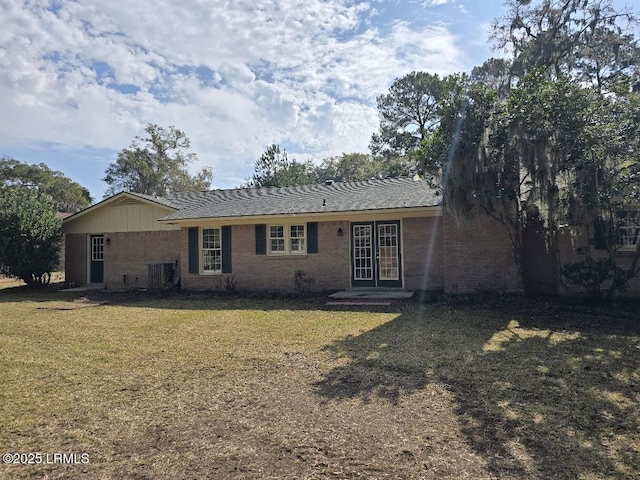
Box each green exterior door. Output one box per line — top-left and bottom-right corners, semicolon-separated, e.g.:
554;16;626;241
90;235;104;283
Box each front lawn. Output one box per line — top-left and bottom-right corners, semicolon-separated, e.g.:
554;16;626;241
0;288;638;479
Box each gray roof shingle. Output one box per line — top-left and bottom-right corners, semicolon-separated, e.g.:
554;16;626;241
156;177;441;222
125;191;181;209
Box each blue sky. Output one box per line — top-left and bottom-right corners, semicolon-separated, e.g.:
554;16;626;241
0;0;631;200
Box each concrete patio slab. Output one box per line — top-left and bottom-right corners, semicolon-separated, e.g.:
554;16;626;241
59;284;105;292
328;289;414;300
326;300;393;306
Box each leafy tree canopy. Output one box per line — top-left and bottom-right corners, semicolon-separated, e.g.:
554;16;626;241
245;147;413;188
245;144;316;188
0;156;92;213
0;189;62;287
315;153;411;183
421;64;640;296
492;0;640;91
103;124;212;197
370;71;444;159
470;57;513;98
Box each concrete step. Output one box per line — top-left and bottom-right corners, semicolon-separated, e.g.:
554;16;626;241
328;289;414;300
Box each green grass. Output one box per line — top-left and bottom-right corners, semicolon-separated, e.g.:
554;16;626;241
0;287;638;479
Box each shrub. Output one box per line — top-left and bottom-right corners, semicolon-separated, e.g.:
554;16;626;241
561;257;628;299
0;189;62;287
293;270;315;291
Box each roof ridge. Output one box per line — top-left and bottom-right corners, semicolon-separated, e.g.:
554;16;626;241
163;175;419;198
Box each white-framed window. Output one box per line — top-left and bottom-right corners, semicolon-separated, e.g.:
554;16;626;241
290;225;306;253
620;212;640;251
202;228;222;273
268;224;306;255
269;225;285;254
91;236;104;261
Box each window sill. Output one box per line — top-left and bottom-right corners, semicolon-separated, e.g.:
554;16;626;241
266;253;308;259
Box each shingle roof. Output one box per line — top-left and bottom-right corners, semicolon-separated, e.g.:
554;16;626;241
156;177;441;222
126;191;181;209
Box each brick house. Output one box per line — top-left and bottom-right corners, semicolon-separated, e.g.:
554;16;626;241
61;177;639;294
63;177;522;292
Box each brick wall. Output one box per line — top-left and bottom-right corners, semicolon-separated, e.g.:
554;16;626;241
443;212;520;293
402;216;444;291
103;231;181;289
525;224;640;296
58;234;66;271
181;221;351;291
64;233;87;287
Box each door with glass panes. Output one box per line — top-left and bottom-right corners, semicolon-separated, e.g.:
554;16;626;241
89;235;104;283
350;221;402;288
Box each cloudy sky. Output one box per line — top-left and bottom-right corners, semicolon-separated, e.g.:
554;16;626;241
0;0;625;199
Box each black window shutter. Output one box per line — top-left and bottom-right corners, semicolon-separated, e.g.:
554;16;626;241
222;226;232;273
188;227;199;274
255;224;266;255
307;222;318;254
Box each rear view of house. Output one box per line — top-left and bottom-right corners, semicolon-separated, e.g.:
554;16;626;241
62;177;521;293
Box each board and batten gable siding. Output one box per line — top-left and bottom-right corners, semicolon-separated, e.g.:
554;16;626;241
63;197;179;234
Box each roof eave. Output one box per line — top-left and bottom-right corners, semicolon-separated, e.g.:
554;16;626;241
158;205;443;225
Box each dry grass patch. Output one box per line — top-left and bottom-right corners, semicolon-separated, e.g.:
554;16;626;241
0;289;638;479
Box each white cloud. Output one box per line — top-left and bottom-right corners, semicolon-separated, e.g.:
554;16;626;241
422;0;456;5
0;0;468;192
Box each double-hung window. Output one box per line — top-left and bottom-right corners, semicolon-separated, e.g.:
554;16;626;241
202;228;222;273
268;224;306;255
290;225;306;253
269;226;286;254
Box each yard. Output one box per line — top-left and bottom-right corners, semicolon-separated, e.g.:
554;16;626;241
0;286;638;479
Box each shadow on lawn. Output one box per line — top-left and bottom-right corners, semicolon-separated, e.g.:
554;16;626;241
0;285;410;313
313;306;640;479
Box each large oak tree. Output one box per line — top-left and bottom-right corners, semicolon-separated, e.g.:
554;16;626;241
104;124;213;197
